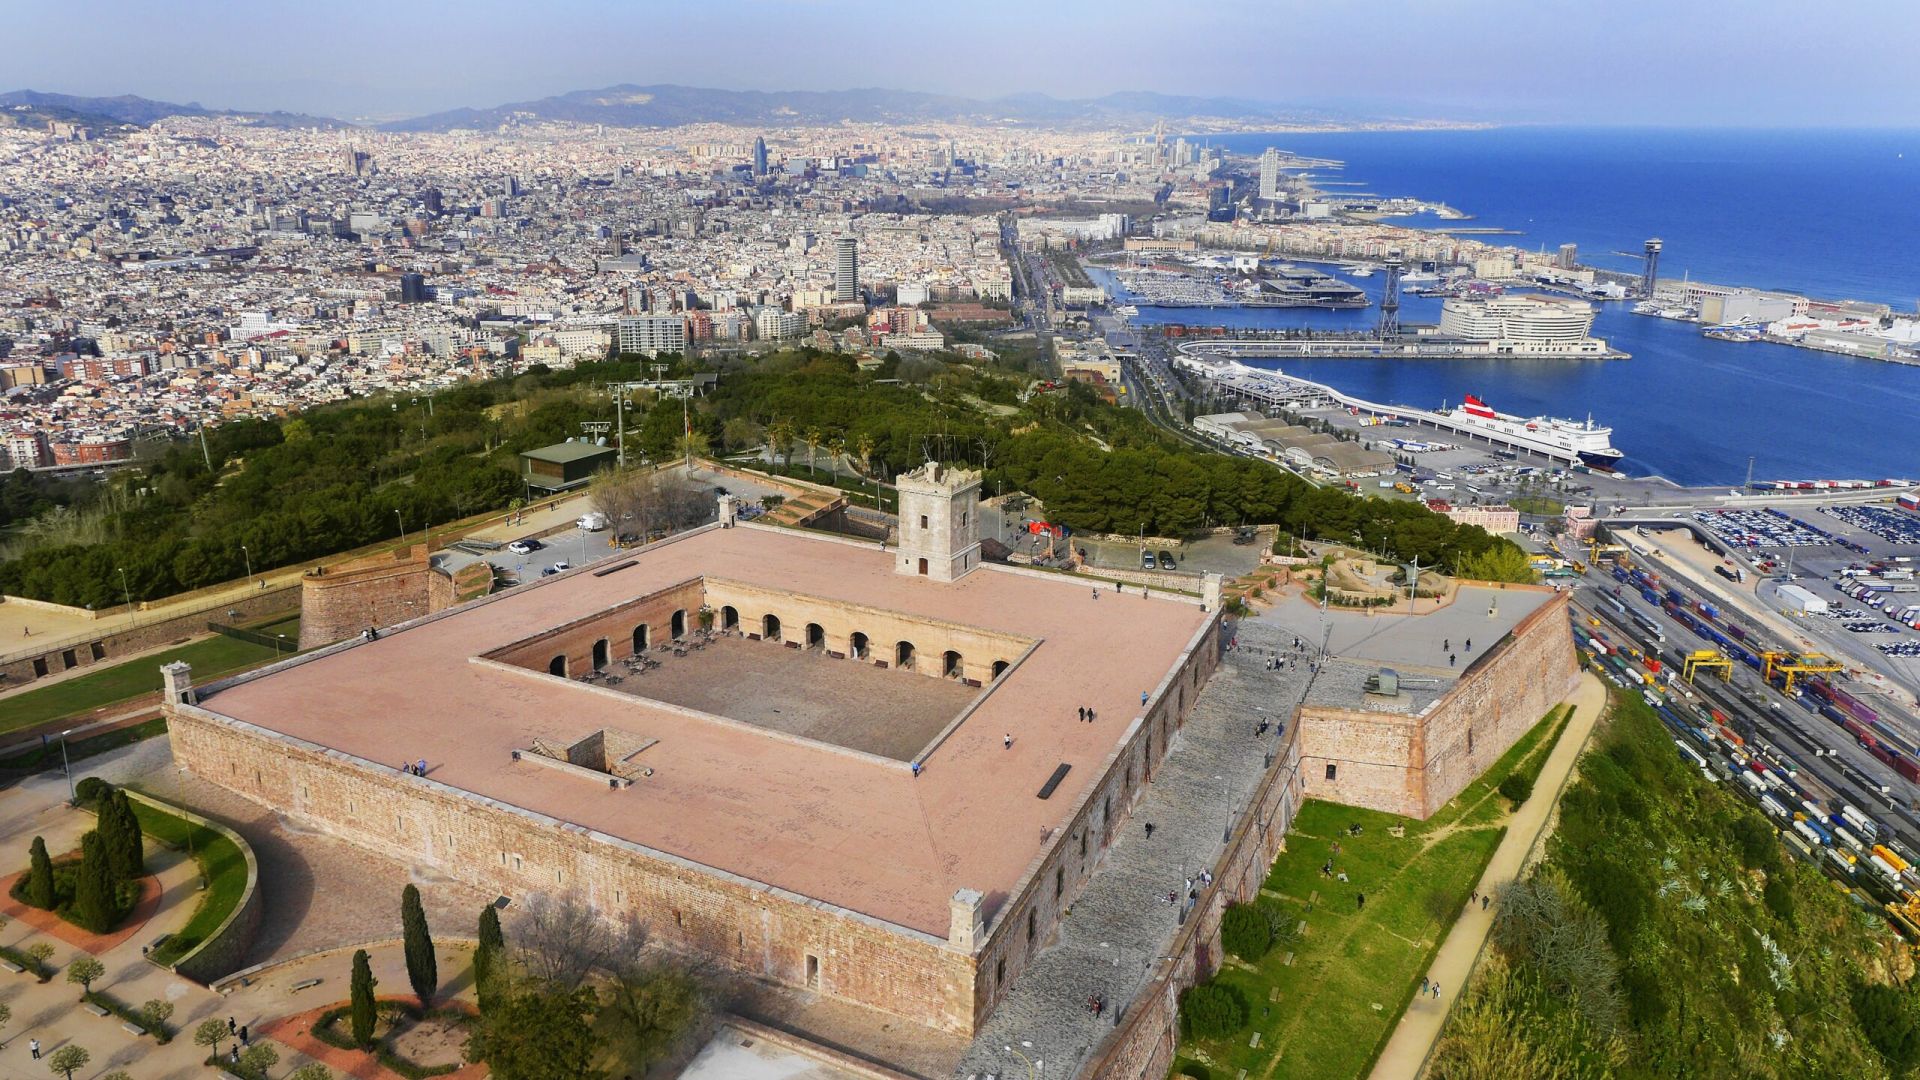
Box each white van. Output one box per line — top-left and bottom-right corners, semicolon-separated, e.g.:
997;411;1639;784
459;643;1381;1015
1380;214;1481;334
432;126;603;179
577;512;608;532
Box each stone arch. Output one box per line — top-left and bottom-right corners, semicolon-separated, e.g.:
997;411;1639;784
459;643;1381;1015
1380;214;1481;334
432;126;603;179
763;614;783;641
942;650;963;679
849;632;870;660
632;624;649;653
720;605;738;631
592;638;610;671
671;609;688;640
991;659;1010;680
806;622;825;650
895;640;916;670
548;655;566;677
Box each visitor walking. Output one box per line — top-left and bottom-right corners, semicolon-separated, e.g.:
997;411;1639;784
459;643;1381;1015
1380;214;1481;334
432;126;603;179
1144;822;1155;838
1357;892;1366;910
30;1039;41;1060
1420;976;1429;994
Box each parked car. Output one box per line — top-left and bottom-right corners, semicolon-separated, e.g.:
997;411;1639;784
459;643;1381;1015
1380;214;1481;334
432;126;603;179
1156;551;1176;570
507;539;541;555
1141;550;1156;570
577;512;608;532
542;561;571;577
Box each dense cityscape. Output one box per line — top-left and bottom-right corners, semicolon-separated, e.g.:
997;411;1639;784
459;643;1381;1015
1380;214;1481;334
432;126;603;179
1;6;1918;1079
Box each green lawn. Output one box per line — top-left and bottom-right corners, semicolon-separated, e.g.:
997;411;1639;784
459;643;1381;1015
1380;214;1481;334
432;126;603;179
0;716;169;771
1177;705;1572;1080
0;618;298;736
124;795;249;968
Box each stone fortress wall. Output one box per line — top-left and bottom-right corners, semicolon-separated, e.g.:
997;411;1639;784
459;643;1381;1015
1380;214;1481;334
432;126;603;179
164;555;1223;1037
1296;587;1580;819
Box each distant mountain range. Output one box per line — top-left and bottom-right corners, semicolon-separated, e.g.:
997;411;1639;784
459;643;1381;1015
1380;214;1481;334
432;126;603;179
379;84;1380;132
0;84;1440;135
0;89;349;130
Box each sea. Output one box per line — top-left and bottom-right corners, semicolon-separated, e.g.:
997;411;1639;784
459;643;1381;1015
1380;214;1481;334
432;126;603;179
1111;127;1920;487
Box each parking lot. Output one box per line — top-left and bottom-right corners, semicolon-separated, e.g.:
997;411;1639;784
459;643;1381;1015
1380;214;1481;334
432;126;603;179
1694;507;1839;548
1827;504;1920;545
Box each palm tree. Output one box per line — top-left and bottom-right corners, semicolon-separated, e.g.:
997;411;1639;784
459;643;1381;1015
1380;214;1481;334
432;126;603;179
826;437;847;485
854;433;878;509
802;427;823;480
765;419;793;470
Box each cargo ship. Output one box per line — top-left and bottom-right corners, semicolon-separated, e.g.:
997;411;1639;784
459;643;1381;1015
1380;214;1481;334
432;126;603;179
1437;395;1625;470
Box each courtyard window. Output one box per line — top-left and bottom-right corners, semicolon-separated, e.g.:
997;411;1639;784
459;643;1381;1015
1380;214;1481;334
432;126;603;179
1325;763;1338;781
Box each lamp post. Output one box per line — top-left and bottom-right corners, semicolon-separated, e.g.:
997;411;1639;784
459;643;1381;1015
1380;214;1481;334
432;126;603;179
276;633;288;657
241;544;254;589
60;727;75;802
116;566;133;624
396;509;407;550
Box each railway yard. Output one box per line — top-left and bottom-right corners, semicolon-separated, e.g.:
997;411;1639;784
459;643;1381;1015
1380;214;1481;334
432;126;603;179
1570;498;1920;943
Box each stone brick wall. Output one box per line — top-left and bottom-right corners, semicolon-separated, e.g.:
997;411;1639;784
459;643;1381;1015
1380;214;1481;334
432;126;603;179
704;577;1032;685
166;701;980;1032
1298;589;1579;819
297;544;423;646
0;585;298;687
485;580;706;676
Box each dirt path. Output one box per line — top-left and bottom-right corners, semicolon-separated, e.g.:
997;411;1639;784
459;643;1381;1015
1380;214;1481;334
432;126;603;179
1365;671;1609;1080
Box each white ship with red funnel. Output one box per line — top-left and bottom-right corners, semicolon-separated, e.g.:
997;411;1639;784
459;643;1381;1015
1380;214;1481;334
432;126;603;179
1439;395;1624;469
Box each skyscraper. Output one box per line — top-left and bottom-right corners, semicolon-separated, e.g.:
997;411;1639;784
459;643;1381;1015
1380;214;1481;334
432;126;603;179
752;136;769;177
399;273;427;304
1258;148;1281;202
833;235;859;304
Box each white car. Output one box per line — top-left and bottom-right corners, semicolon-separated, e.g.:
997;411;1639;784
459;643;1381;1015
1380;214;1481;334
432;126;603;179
507;540;537;556
542;561;571;577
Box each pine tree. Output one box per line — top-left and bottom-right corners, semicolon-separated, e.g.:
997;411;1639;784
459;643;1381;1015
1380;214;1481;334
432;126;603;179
73;830;116;933
24;836;55;910
401;884;437;1006
349;948;378;1047
104;790;144;879
474;904;505;1013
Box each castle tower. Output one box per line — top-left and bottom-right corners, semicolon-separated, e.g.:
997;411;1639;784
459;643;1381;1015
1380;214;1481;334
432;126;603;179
894;461;982;583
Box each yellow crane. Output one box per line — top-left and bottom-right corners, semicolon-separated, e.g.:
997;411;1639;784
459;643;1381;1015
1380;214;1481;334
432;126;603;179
1683;650;1734;684
1762;651;1843;695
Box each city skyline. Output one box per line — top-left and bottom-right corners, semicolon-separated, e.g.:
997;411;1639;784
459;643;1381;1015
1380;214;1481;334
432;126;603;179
11;0;1919;126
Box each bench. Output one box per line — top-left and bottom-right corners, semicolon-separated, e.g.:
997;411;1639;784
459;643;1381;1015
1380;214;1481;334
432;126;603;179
0;959;23;974
84;1002;112;1017
122;1022;147;1036
291;978;323;992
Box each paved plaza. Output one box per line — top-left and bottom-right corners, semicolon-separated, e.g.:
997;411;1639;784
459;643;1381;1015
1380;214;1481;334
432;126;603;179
604;635;982;760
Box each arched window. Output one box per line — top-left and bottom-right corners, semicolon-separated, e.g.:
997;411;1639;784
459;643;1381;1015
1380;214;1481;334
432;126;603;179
720;605;738;631
548;655;566;677
849;632;870;660
671;609;688;640
763;614;782;641
806;623;825;650
942;650;963;679
592;638;609;671
632;624;649;653
895;640;916;670
991;659;1010;679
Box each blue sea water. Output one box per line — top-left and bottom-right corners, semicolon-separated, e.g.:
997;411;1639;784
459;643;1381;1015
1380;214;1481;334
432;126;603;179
1117;128;1920;486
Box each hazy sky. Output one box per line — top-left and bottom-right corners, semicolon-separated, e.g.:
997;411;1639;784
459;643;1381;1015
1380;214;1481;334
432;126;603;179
14;0;1918;125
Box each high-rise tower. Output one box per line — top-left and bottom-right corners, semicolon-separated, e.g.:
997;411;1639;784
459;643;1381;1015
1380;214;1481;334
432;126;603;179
1258;148;1281;202
1379;257;1403;340
752;136;769;177
833;234;859;303
1640;238;1663;299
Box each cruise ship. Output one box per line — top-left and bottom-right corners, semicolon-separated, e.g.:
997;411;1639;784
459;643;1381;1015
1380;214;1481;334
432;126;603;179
1438;395;1624;470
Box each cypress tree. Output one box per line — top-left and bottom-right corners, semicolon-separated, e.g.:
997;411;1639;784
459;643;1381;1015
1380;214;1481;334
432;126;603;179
349;948;378;1047
24;835;55;910
474;904;504;1012
401;884;437;1006
106;790;144;879
73;830;115;933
